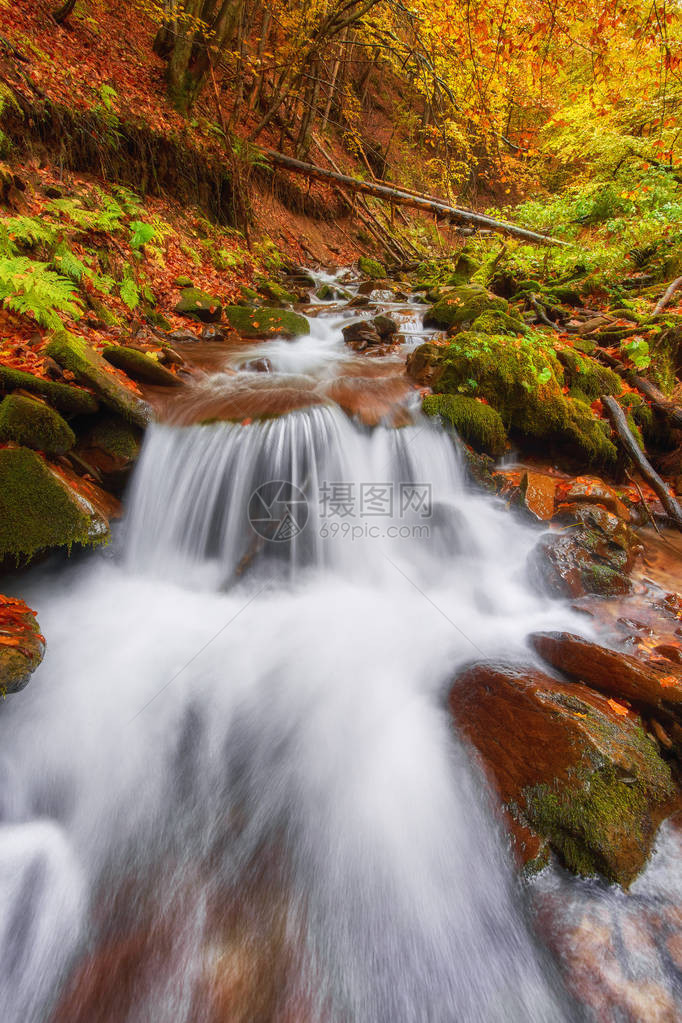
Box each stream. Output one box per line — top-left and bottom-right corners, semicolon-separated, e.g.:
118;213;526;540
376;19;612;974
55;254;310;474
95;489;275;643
1;273;680;1021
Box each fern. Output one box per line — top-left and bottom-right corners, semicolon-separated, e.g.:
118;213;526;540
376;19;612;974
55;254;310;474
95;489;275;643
46;195;125;234
0;256;83;329
119;275;140;310
51;242;114;293
129;221;156;249
0;216;56;253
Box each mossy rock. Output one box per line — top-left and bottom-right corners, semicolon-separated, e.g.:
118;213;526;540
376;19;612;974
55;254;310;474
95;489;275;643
409;333;617;469
102;346;182;388
45;332;151;429
425;285;508;329
470;309;528;337
255;278;297;307
556;347;622;399
0;447;108;564
174;287;223;323
223;305;309;339
0;394;75;455
0;597;44;694
0;366;98;416
423;393;507;456
358;256;386;279
238;285;261;306
174;276;194;288
445;251;480;286
83;414;141;462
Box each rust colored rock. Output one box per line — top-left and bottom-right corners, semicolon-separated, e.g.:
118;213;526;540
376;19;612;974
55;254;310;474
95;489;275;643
449;660;675;885
529;631;682;713
528;529;632;598
522;471;556;520
341;320;382;349
559;476;630;522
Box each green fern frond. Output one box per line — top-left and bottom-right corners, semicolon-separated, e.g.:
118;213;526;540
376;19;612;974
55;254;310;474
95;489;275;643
51;242;114;294
0;256;83;329
119;276;140;310
46;196;125;234
0;215;56;250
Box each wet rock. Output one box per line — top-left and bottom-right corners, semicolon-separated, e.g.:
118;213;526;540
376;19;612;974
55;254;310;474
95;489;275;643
449;660;675;885
244;358;272;373
405;342;444;386
528;528;633;598
342;320;382;349
0;394;75;455
371;313;398;339
0;447;111;564
0;366;98;416
201;325;229;342
167;328;202;344
77;414;141;492
0;595;45;694
103;345;183;388
424;284;508;329
529;632;682;714
559;476;630;521
347;295;370;308
45;333;151;428
222;306;309;340
422;394;506;457
174;286;223;323
357;256;386;279
521;471;556;520
552;501;634;551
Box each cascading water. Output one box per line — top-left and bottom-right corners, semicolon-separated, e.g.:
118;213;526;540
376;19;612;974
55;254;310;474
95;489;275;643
0;281;592;1022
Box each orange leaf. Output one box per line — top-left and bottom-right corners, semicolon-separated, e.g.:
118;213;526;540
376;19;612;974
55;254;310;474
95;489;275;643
659;675;679;688
607;698;629;716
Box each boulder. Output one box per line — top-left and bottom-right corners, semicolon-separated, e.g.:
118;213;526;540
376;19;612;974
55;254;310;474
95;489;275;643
222;306;309;339
450;660;675;885
521;471;556;520
167;328;202;344
174;287;223;323
357;256;386;279
0;394;75;454
0;595;45;694
45;333;151;429
371;313;398;339
424;284;508;329
341;320;382;349
0;366;98;416
77;414;141;492
0;447;110;564
422;393;506;457
102;345;183;387
558;476;630;521
348;295;370;308
529;632;682;715
528;528;633;598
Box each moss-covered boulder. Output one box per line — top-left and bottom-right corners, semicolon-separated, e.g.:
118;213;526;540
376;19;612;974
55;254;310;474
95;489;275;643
77;413;141;492
222;305;310;339
255;278;297;306
358;256;386;279
407;333;617;469
0;366;99;416
0;595;45;694
102;346;182;387
470;309;528;337
0;394;75;454
174;287;223;323
450;661;675;885
0;447;109;564
445;251;480;286
556;346;622;400
425;284;509;329
423;393;506;456
45;333;151;429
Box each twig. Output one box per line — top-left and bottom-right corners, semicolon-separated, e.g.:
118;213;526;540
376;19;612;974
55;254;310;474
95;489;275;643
625;468;662;536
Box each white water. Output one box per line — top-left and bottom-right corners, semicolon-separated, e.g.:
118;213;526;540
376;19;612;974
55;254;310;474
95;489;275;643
0;298;591;1021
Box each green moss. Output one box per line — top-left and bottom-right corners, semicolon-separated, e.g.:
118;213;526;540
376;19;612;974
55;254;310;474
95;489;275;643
102;345;182;387
316;283;335;301
423;393;507;456
45;332;151;428
358;256;386;279
445;251;479;286
238;285;260;305
85;414;140;461
556;347;622;398
425;285;508;329
174;275;194;287
223;305;310;339
0;366;98;415
0;394;75;454
255;277;297;306
174;286;223;323
0;447;104;563
470;309;528;336
412;333;617;468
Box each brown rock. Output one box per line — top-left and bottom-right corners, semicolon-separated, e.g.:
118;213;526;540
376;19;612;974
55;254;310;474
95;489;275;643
341;320;382;349
528;631;682;713
522;471;556;520
528;529;632;598
449;660;675;885
559;476;630;522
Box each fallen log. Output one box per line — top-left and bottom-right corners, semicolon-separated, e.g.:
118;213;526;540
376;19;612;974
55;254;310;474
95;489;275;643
602;395;682;529
263;149;567;247
653;276;682;316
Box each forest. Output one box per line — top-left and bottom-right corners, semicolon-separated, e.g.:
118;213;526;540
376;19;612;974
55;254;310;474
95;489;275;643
0;1;681;1021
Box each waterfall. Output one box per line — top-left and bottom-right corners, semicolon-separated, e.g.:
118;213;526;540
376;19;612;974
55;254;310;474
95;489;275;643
0;299;585;1021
